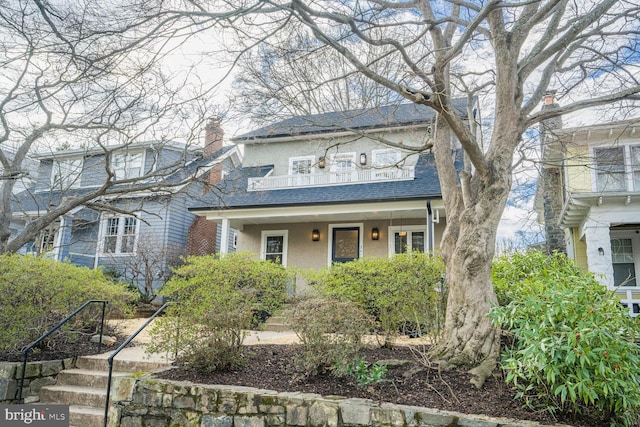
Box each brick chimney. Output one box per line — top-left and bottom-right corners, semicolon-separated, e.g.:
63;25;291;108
204;118;224;157
186;118;226;257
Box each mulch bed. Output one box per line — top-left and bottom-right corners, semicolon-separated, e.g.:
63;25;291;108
158;344;606;427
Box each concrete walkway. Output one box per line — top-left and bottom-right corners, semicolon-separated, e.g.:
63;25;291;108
99;317;302;364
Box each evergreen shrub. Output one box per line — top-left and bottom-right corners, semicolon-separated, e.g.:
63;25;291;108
311;252;446;339
147;253;291;372
0;254;135;354
490;251;640;426
285;296;373;376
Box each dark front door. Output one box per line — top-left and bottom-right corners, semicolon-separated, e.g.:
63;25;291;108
332;227;360;263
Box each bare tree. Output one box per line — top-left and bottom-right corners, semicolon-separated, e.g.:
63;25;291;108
163;0;640;386
0;0;227;254
108;233;184;303
230;24;405;124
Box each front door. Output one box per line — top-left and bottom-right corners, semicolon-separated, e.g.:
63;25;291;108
332;227;360;263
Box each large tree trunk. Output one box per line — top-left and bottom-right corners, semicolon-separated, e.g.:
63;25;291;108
435;198;506;387
430;114;513;388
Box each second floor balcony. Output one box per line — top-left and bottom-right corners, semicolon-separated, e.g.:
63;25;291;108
247;166;415;191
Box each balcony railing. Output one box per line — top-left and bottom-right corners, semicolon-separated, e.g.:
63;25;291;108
247;166;415;191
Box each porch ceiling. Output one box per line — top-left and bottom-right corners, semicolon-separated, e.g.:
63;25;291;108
198;200;444;230
560;192;640;228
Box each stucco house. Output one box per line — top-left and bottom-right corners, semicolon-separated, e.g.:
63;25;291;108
539;114;640;317
190;102;472;293
11;121;240;291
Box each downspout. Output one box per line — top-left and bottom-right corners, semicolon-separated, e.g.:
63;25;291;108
426;200;434;253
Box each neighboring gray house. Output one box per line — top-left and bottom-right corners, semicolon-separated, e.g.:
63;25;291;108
190;102;471;294
11;121;240;290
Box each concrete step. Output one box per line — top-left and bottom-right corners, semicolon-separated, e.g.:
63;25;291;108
75;354;168;373
56;369;131;388
263;312;293;332
40;384;106;407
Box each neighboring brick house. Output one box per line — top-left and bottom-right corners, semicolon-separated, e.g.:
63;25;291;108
538;112;640;317
190;102;472;294
11;120;240;291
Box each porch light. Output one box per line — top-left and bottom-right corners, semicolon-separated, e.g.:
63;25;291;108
312;229;320;241
318;157;325;169
371;228;379;240
398;230;407;237
598;247;605;256
360;153;367;165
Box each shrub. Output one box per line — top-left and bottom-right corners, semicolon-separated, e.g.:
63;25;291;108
285;296;373;376
311;252;445;339
489;251;640;426
0;254;135;354
147;253;292;372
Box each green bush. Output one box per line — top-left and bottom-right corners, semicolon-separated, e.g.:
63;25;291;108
489;251;640;426
0;254;135;354
147;253;292;372
311;252;445;339
285;296;373;376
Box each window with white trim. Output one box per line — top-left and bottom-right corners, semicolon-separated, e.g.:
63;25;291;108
388;225;426;254
372;149;401;167
100;215;138;254
592;144;640;192
372;149;401;179
261;230;288;265
113;152;144;180
289;156;314;185
611;234;639;287
330;153;356;183
52;158;83;188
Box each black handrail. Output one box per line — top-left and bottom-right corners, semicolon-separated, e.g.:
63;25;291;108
18;299;108;402
104;302;172;427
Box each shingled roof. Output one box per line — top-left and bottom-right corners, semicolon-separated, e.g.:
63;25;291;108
191;151;462;211
232;100;469;142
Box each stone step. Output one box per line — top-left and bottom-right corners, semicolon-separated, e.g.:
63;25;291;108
56;369;131;388
40;384;106;407
69;405;106;427
75;355;168;373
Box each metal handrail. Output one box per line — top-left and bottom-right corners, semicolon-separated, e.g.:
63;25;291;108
103;302;172;427
18;299;108;402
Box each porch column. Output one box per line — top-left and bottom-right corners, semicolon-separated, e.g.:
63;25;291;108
54;216;72;262
426;200;434;253
219;218;230;255
583;219;614;288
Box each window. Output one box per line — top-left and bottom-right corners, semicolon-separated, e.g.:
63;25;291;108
330;153;356;183
52;158;83;188
611;238;637;287
388;226;426;254
372;149;401;167
592;144;640;192
261;230;288;265
113;152;144;180
594;147;625;192
289;156;314;185
372;149;401;179
101;215;138;254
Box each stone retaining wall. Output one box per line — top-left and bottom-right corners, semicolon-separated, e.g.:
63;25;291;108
0;358;75;403
113;377;570;427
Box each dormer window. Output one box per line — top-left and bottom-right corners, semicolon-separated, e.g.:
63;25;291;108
52;158;83;189
113;152;144;180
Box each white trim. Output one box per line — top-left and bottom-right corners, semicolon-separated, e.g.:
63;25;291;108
260;230;289;266
372;148;401;166
387;225;428;255
327;223;363;266
288;155;315;175
97;212;140;256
